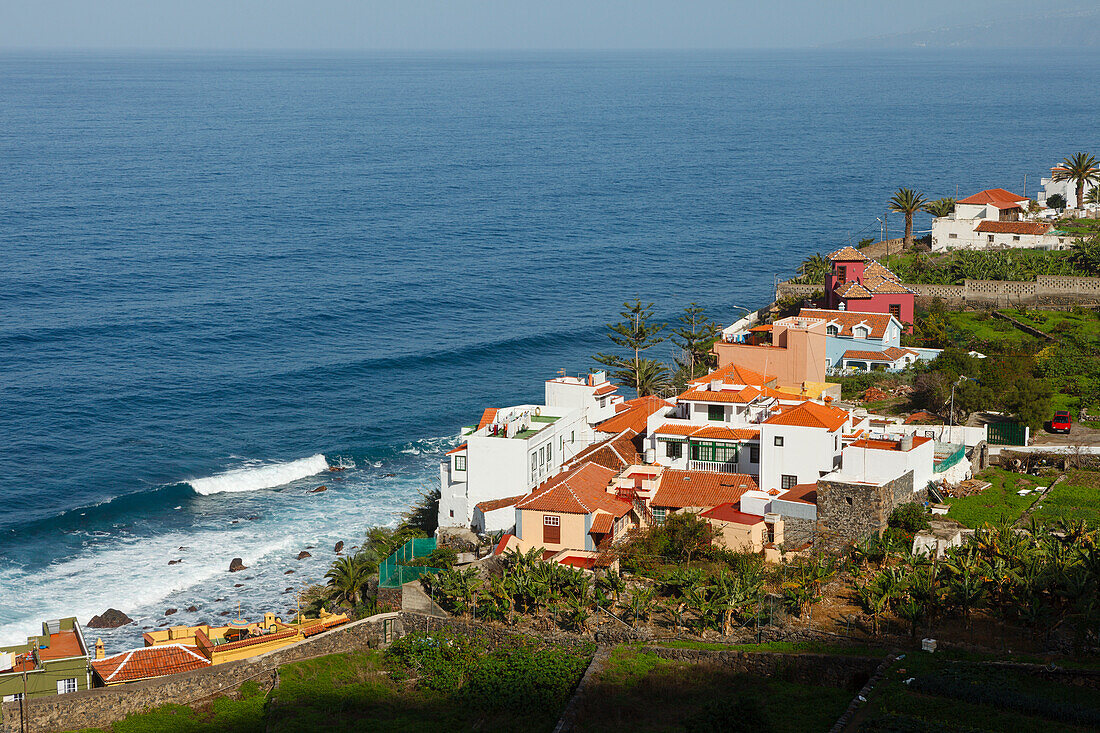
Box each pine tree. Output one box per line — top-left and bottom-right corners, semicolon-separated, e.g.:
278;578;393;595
671;303;720;385
593;299;667;396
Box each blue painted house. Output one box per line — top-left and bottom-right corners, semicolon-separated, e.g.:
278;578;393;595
799;309;906;370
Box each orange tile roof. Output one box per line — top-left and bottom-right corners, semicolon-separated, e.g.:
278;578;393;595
589;513;615;534
701;503;765;525
516;462;629;516
478;408;499;430
834;281;873;298
651;470;758;510
799;309;896;338
92;644;210;684
654;423;698;436
862;260;900;281
862;276;914;295
689;426;760;441
446;443;467;455
903;411;940;424
677;385;766;404
596;396;673;435
214;628;299;653
475;494;526;513
779;483;818;505
974;221;1052;235
764;401;849;431
565;430;639;471
689;363;774;388
593;383;619;396
827;245;869;262
957;188;1025;207
841;347;916;361
35;631;85;661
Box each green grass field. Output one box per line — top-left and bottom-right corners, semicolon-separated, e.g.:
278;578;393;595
576;646;853;733
859;652;1100;732
1030;470;1100;527
945;469;1055;528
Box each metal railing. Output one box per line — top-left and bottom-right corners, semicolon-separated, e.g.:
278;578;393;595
688;460;741;474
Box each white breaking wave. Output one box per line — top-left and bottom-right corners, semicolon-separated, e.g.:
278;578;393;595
187;454;329;495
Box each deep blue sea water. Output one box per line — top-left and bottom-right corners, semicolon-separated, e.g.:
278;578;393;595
2;50;1098;646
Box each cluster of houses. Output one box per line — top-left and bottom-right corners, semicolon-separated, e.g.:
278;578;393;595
0;610;348;702
438;263;984;570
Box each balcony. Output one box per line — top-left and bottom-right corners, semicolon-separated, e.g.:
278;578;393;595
688;460;742;474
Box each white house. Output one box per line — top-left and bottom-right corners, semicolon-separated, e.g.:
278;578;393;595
438;371;624;530
836;434;935;496
1038;163;1097;209
758;402;853;492
930;188;1072;251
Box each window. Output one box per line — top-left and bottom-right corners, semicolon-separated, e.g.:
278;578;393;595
543;515;560;544
691;442;738;463
836;265;847;283
653;508;667;524
834;435;839;450
454;455;466;471
826;325;838;336
707;404;724;421
987;234;995;243
546;442;553;464
599;398;606;408
570;431;575;443
854;326;868;339
1013;235;1021;242
665;441;682;459
531;453;538;481
846;496;853;506
781;475;798;490
449;510;454;518
889;304;901;319
3;694;24;703
57;678;78;695
749;444;759;463
774;436;784;447
948;233;958;239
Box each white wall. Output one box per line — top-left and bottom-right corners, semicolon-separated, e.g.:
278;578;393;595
839;439;934;494
758;423;842;492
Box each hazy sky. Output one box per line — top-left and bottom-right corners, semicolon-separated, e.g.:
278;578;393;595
0;0;1049;50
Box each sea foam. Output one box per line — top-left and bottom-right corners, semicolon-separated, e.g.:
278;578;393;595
187;454;329;495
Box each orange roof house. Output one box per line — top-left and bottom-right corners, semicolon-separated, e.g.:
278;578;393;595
957;188;1026;208
596;396;673;436
764;401;849;431
650;469;758;511
92;644;211;686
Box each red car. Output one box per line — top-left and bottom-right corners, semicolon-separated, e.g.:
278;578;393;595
1051;411;1072;433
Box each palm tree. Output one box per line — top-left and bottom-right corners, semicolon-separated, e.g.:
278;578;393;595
890;188;927;250
1086;187;1100;206
632;358;671;397
922;197;957;219
1052;152;1100;209
325;556;372;606
796;252;829;284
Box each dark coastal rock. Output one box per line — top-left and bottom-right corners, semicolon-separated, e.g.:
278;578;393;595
168;559;182;565
186;605;199;613
231;520;239;524
178;546;188;551
297;551;311;560
246;516;258;521
229;558;247;572
328;466;345;472
311;485;327;493
284;588;293;593
334;541;344;554
233;583;244;588
383;473;396;478
219;610;231;616
87;609;133;629
284;569;295;574
165;608;177;616
305;546;314;550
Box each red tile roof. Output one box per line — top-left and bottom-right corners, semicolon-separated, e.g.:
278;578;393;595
651;470;758;509
974;221;1052;235
827;245;869;262
835;281;873;299
478;408;499;430
654;423;698;436
564;430;639;471
92;644;210;684
957;188;1025;207
558;555;597;570
677;385;768;404
596;396;673;435
516;462;629;516
903;411;940;424
701;503;765;525
800;309;896;339
475;494;526;513
779;483;818;505
689;363;774;388
764;401;849;431
862;260;901;281
850;436;932;452
593;383;619;396
494;534;515;555
689;426;761;441
862;276;914;295
589;513;615;534
841;347;916;361
446;443;467;455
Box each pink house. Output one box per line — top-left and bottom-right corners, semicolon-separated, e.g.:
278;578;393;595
823;246;914;331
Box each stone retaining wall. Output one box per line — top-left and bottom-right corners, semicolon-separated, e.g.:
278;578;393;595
1;613;402;733
780;275;1100;309
644;646;880;690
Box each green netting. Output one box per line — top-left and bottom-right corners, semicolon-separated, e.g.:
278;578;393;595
933;443;965;473
378;537;440;588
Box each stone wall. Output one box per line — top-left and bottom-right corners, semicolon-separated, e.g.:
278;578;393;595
816;470;916;548
780;516;817;548
776;282;820;299
644;646;880;690
2;613;403;733
780;275;1100;309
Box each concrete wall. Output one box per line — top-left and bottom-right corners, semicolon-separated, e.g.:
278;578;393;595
759;423;841;492
816;470;916;547
714;317;827;390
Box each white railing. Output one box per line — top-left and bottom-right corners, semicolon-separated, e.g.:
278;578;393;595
688;460;741;474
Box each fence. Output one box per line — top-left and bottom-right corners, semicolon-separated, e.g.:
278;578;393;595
933;443;966;473
987;421;1028;446
378;537;440;589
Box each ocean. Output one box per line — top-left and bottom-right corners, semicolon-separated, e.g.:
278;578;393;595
1;49;1098;647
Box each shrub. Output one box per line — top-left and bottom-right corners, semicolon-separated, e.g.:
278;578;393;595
889;503;930;533
425;546;459;569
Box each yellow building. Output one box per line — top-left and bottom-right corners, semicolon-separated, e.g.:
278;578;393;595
143;609;348;665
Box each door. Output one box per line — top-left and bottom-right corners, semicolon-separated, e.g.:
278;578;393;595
543;515;561;544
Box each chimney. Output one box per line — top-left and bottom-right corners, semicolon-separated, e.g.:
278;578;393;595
709;379;721;391
900;434;914;451
95;638;105;660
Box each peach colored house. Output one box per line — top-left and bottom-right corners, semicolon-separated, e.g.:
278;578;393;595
700;502;782;554
713;316;827;393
